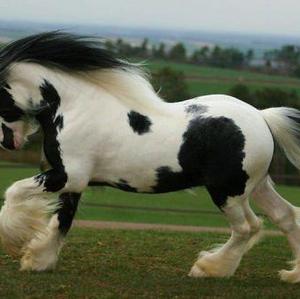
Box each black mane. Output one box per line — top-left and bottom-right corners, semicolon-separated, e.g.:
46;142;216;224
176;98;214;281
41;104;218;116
0;31;128;80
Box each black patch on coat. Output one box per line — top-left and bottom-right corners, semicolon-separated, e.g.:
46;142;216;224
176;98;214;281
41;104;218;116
127;111;152;135
88;181;109;187
54;114;64;132
115;179;137;192
1;123;15;150
35;169;68;192
56;193;81;235
185;104;207;115
88;180;137;192
34;80;67;192
0;85;24;122
154;166;203;193
152;116;249;207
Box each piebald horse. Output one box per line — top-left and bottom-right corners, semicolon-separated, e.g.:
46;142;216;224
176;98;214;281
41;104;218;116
0;32;300;282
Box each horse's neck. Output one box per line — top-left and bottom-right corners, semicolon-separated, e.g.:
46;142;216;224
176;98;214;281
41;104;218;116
10;63;170;119
52;74;170;119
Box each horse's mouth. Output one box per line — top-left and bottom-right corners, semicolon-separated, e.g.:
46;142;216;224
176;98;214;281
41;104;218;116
13;135;24;150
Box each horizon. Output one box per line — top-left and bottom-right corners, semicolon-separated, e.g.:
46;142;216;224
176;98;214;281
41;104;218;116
2;18;300;40
1;0;300;38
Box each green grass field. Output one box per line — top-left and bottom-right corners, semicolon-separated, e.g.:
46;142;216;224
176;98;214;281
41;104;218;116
1;228;299;298
145;59;300;97
147;59;300;83
0;163;300;229
1;165;300;297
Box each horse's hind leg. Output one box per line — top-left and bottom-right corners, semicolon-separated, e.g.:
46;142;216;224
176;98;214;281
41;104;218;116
189;192;262;278
20;193;80;271
252;176;300;283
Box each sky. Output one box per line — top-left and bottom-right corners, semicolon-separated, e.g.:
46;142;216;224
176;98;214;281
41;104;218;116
0;0;300;37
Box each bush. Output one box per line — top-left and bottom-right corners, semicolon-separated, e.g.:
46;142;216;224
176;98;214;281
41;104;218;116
151;67;190;102
229;84;300;109
229;84;252;102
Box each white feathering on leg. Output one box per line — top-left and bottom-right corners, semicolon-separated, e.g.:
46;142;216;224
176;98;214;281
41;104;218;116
0;188;59;257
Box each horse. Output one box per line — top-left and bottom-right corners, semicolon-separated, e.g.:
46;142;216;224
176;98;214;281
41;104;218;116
0;32;300;283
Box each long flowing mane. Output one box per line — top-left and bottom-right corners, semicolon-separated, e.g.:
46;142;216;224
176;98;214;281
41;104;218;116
0;31;127;76
0;31;164;109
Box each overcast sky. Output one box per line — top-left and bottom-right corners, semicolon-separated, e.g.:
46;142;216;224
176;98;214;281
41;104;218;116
1;0;300;36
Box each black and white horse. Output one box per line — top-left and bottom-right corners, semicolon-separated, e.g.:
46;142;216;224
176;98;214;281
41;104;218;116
0;32;300;282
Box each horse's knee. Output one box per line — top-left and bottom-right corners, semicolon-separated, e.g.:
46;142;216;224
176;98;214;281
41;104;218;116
248;217;263;235
234;221;252;238
272;208;296;233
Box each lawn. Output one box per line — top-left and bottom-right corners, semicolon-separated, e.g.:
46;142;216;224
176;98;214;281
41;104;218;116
0;228;299;298
143;59;300;98
1;163;300;297
147;59;300;84
1;163;300;229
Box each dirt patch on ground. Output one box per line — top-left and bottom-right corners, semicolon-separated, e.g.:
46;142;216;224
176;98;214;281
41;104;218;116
74;220;282;236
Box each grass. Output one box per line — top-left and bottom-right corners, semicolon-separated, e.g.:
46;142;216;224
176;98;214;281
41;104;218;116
147;59;300;83
144;59;300;97
1;228;300;298
1;163;300;229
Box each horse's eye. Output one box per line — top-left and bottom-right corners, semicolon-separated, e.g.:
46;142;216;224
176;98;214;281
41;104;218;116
0;111;19;122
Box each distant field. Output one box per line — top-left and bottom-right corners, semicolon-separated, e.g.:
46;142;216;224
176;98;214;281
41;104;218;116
144;59;300;98
1;163;300;229
1;228;299;298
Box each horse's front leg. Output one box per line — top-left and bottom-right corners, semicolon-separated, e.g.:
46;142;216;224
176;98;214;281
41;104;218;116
20;192;81;271
0;171;62;257
0;168;84;270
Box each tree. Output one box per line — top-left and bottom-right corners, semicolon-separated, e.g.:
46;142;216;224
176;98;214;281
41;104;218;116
152;43;166;59
277;45;300;70
263;46;300;74
208;46;245;68
139;38;149;58
190;46;210;65
168;43;187;62
151;67;190;102
246;49;254;65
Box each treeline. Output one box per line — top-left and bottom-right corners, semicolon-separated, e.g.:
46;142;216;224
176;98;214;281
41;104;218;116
264;45;300;77
104;38;252;69
104;38;300;77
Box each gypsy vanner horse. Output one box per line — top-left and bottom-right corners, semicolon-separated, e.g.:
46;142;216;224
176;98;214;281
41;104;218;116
0;32;300;283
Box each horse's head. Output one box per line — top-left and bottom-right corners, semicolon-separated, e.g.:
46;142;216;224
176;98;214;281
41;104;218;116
0;31;132;152
0;83;38;150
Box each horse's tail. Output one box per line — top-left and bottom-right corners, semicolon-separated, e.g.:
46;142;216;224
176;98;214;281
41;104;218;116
261;107;300;170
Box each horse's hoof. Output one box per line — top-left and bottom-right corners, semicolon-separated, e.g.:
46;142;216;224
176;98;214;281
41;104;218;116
20;246;57;272
279;269;300;283
188;264;208;277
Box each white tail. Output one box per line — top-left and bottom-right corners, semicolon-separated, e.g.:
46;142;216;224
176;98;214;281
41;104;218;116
261;107;300;170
